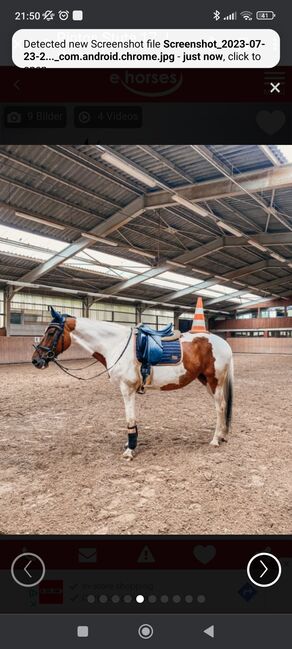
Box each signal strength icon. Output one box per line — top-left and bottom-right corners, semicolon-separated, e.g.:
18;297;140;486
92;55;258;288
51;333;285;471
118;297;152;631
240;10;253;20
223;11;237;20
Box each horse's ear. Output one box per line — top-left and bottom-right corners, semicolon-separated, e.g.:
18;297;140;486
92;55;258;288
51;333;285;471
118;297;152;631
50;306;62;322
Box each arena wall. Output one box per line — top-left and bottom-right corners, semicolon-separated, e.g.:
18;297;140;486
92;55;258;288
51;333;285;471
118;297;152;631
1;331;292;364
228;337;292;354
211;316;292;353
0;336;87;364
212;317;292;331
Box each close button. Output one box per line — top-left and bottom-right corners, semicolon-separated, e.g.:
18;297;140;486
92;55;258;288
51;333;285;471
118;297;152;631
247;552;282;588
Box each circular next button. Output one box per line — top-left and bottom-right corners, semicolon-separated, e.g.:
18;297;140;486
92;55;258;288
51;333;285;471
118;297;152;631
247;552;282;588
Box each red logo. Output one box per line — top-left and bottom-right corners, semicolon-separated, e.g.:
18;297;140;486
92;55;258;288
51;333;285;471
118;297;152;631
110;71;183;97
39;580;63;604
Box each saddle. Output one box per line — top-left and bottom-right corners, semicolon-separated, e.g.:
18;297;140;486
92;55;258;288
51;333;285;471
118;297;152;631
135;323;182;390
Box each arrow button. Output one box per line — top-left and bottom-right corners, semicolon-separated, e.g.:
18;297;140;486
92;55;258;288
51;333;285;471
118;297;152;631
24;560;33;579
11;553;45;588
247;552;281;588
203;625;215;638
259;559;268;579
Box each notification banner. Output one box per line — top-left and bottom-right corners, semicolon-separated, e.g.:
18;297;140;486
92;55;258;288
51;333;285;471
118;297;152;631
12;29;280;69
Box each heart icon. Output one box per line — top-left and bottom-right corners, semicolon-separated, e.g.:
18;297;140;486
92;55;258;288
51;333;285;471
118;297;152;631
193;545;216;565
256;110;286;135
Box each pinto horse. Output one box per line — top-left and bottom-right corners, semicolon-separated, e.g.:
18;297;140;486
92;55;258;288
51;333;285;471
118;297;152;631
32;307;234;460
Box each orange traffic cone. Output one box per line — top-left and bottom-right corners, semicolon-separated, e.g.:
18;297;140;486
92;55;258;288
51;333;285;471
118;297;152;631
190;297;208;333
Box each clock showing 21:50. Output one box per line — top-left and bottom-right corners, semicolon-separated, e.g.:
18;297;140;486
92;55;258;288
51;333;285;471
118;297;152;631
15;11;42;20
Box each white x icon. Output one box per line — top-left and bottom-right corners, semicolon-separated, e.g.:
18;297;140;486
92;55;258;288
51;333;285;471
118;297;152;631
270;82;281;94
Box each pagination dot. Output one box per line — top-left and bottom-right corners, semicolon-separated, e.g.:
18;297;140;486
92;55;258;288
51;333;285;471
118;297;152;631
197;594;206;603
136;595;145;604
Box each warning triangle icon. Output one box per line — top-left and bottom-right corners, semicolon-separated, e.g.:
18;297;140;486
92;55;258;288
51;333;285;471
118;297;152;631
137;545;155;563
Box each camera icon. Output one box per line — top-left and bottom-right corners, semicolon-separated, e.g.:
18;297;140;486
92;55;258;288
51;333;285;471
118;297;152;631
6;111;22;124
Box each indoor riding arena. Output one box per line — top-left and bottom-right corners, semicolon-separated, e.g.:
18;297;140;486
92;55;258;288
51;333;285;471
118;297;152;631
0;144;291;536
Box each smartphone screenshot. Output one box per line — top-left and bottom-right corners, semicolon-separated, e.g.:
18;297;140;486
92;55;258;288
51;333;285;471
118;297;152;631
0;0;291;646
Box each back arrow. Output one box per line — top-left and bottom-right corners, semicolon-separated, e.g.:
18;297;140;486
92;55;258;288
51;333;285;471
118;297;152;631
260;560;268;578
24;560;32;578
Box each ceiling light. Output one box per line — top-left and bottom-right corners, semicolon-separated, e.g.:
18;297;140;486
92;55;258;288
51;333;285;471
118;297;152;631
128;247;156;259
100;152;157;187
167;260;186;268
270;252;286;262
248;239;267;252
15;211;65;231
160;302;176;307
171;195;209;217
81;232;118;246
115;295;136;302
191;268;210;275
217;221;243;237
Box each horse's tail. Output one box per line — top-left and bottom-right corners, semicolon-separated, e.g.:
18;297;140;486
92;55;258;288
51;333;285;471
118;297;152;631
224;354;234;432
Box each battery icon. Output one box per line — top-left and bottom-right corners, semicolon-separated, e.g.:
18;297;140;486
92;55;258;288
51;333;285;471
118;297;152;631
256;10;276;20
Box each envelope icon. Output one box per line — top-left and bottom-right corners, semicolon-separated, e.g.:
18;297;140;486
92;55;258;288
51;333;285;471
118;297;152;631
78;547;97;563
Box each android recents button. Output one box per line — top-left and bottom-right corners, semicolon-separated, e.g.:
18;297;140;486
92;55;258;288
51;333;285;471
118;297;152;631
77;626;89;638
74;106;142;128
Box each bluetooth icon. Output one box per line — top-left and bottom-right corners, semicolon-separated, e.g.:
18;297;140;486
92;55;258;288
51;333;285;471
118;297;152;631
213;10;221;20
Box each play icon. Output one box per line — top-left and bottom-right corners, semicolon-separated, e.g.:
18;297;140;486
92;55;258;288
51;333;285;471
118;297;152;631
203;625;215;638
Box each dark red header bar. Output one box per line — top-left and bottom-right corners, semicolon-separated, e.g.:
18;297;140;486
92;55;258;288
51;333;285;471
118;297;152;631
2;67;289;102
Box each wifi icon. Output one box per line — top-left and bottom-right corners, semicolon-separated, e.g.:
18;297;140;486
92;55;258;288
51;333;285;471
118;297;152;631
240;10;253;20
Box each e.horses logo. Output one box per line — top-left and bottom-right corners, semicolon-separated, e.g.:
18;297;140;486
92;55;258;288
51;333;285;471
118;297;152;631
110;71;183;97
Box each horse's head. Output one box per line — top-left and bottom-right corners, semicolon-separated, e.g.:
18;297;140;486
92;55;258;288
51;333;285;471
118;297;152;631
32;307;76;369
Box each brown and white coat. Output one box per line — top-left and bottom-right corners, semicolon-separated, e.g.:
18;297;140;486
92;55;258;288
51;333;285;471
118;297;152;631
32;317;234;461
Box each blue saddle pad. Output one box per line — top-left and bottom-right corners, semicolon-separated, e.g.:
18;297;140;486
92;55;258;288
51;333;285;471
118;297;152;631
157;339;182;365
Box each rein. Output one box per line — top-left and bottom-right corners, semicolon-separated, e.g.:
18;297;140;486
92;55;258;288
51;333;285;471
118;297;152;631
52;327;133;381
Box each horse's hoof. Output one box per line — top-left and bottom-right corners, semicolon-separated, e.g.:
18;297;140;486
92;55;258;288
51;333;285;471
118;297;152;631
209;439;220;447
123;448;134;461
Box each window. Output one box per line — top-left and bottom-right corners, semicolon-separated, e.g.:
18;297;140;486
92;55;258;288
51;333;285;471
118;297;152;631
231;331;265;337
23;314;42;323
10;312;22;324
236;312;253;319
268;330;292;337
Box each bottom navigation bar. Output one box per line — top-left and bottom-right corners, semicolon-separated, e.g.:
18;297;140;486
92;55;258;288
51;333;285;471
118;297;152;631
0;614;290;648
